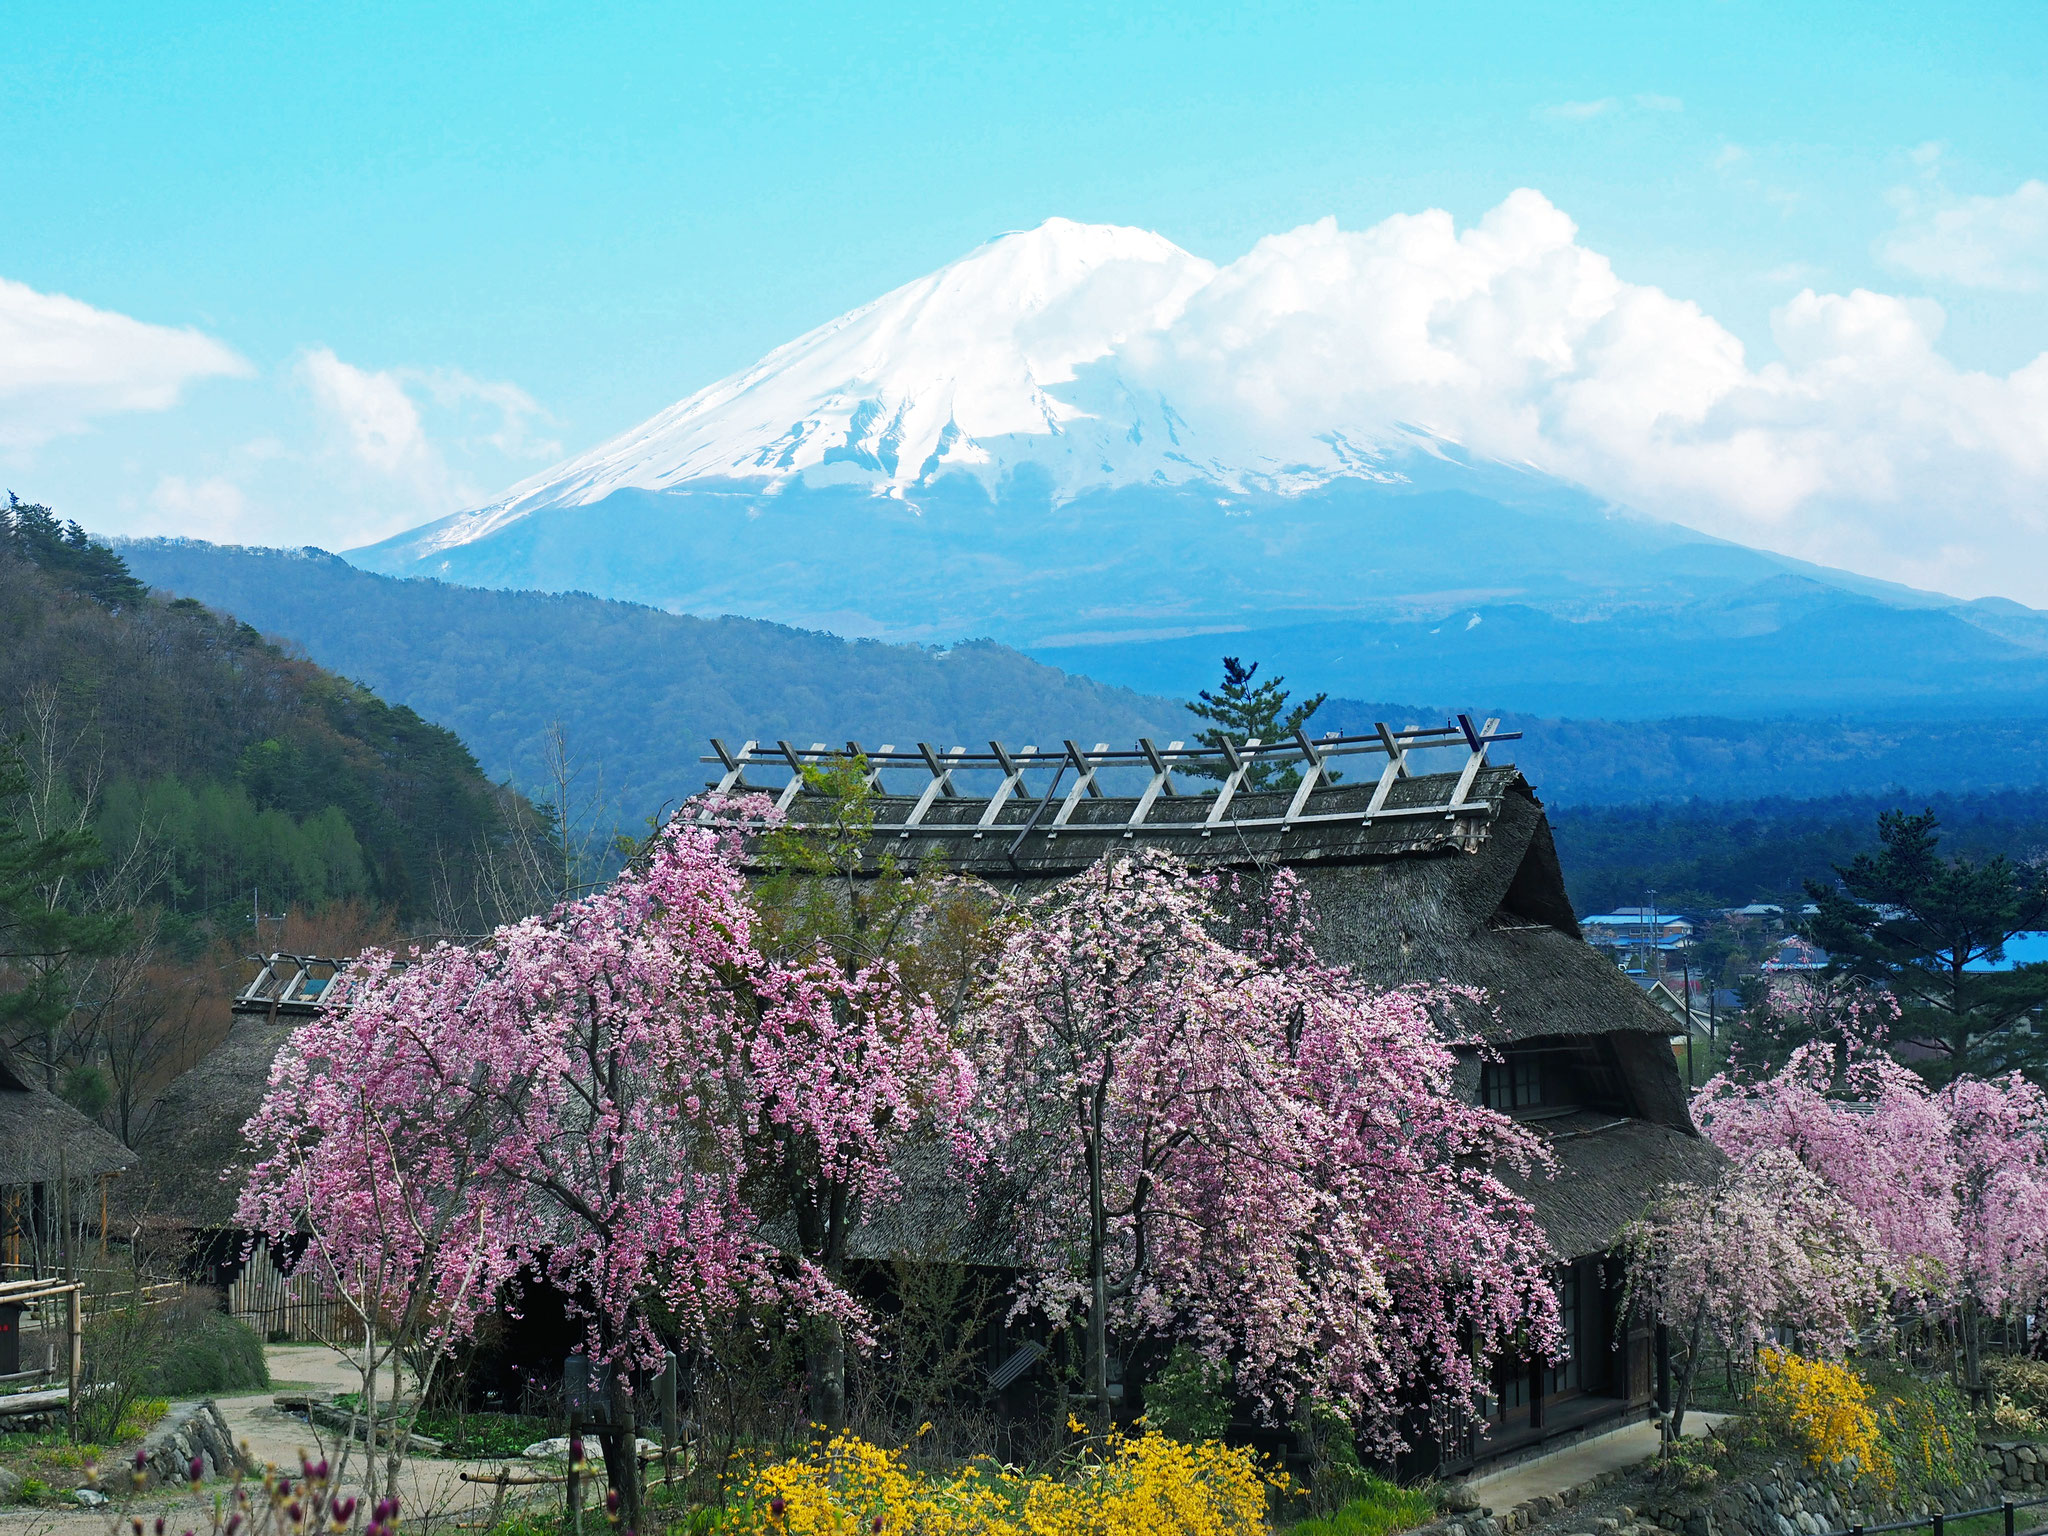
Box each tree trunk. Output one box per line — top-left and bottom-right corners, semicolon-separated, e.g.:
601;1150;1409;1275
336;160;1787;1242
599;1395;643;1536
1667;1294;1710;1445
1964;1295;1986;1410
1088;1098;1111;1426
805;1314;847;1436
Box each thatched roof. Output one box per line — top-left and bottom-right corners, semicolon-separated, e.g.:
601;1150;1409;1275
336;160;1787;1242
0;1043;136;1184
1510;1111;1725;1258
116;1014;296;1229
791;757;1721;1263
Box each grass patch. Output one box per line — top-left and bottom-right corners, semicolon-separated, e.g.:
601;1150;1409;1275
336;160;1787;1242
117;1397;169;1441
1285;1475;1439;1536
415;1412;558;1460
322;1397;558;1460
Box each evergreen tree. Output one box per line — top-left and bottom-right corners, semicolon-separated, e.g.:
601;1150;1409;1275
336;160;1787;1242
1802;809;2048;1081
1182;657;1327;791
2;494;149;609
0;745;131;1089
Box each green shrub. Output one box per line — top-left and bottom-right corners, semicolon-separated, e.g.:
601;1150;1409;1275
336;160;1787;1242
413;1412;557;1459
1983;1357;2048;1416
1861;1359;1990;1492
1141;1346;1233;1442
1286;1475;1438;1536
142;1312;269;1397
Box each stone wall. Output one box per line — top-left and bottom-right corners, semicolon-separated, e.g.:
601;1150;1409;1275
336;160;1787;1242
136;1400;249;1489
1633;1462;2007;1536
1985;1441;2048;1499
1416;1449;2034;1536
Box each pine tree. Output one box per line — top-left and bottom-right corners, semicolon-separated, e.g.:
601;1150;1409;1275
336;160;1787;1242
1182;657;1327;791
1803;809;2048;1082
2;493;149;610
0;746;131;1089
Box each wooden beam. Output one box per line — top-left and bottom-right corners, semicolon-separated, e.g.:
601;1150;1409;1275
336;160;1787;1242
1126;740;1185;830
979;743;1030;827
1052;742;1107;825
902;745;965;829
1281;727;1328;826
1445;717;1497;814
1203;737;1260;826
708;738;755;795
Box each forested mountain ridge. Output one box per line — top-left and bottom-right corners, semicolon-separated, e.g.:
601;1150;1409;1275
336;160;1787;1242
119;538;1190;826
2;507;536;928
120;538;2048;825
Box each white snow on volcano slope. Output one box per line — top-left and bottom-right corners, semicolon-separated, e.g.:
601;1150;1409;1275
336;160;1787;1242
424;219;1236;553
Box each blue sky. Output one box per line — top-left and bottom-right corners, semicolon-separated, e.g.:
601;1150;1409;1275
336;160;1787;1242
5;1;2047;588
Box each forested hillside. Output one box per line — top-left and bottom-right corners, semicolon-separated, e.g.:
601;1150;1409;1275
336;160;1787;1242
105;536;2048;930
120;539;1188;825
1;501;547;1136
3;505;540;931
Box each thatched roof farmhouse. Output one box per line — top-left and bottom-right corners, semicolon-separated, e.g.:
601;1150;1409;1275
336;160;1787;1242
129;725;1715;1471
704;726;1723;1471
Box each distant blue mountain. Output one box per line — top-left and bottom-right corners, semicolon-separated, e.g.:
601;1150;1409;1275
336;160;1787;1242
355;472;2048;721
347;216;2048;724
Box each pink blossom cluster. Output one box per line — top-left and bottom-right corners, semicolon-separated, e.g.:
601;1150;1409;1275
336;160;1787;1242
1698;1032;2048;1313
243;828;1564;1439
1624;1148;1890;1357
975;849;1560;1439
239;811;969;1372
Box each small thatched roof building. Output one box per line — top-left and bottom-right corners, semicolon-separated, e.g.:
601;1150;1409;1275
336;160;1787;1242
0;1042;135;1187
118;955;341;1234
0;1040;136;1272
702;727;1724;1471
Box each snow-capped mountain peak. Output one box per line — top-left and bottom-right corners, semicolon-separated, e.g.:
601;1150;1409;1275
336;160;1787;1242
429;219;1220;550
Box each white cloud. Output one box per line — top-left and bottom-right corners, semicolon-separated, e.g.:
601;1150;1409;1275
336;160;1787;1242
0;276;250;448
406;367;560;460
299;347;434;475
297;349;558;512
1537;95;1679;123
1112;190;2048;600
1879;178;2048;292
150;474;251;542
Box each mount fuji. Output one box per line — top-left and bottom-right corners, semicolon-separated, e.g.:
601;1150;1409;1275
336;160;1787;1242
352;217;2048;719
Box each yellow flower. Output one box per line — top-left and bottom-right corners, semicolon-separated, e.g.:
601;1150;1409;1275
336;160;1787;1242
1753;1348;1891;1491
726;1426;1277;1536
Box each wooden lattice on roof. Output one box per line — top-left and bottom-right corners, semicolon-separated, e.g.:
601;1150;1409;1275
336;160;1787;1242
231;954;345;1018
695;717;1521;873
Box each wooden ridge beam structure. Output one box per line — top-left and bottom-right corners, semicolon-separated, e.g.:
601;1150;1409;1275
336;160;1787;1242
694;717;1522;842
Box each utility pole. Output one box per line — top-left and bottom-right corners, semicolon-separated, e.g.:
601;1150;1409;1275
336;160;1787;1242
1683;951;1695;1087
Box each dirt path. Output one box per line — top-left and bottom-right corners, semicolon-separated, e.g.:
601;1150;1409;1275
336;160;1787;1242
0;1346;553;1536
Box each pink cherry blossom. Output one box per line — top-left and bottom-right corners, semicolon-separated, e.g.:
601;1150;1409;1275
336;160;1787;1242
974;849;1559;1447
1697;1029;2048;1313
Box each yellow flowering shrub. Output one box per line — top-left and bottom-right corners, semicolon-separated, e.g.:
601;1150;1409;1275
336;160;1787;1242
725;1427;1278;1536
1752;1348;1891;1490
